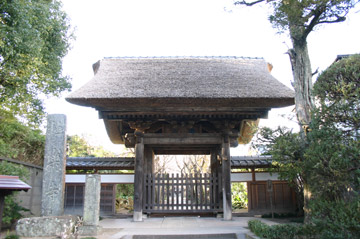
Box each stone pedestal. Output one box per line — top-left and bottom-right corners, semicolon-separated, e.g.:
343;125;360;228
16;215;78;237
41;114;67;216
79;174;102;235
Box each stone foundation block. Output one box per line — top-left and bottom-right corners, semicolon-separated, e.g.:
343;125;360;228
78;225;102;236
16;215;78;237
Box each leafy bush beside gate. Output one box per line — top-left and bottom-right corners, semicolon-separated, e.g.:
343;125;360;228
248;220;315;239
231;182;248;209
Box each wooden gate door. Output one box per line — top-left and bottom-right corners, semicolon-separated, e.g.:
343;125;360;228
144;173;221;214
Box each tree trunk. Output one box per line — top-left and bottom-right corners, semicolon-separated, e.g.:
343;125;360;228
303;182;312;223
288;39;314;133
288;35;314;223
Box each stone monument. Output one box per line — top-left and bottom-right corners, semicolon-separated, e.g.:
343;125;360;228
41;114;67;216
79;174;102;235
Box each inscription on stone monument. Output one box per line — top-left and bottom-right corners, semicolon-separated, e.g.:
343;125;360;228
41;114;67;216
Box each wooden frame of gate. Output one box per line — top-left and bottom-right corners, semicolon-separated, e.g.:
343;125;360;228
132;132;233;221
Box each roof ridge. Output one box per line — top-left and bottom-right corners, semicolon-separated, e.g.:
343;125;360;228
103;56;264;60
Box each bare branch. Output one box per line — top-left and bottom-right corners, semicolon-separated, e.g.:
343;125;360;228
312;67;319;76
234;0;266;6
304;6;347;38
318;16;346;24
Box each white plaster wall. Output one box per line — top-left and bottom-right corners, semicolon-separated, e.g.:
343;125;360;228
66;172;279;184
231;172;280;182
65;174;134;184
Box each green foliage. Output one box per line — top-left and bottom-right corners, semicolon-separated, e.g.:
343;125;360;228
253;55;360;237
0;160;29;181
3;196;29;225
254;127;305;214
0;0;73;124
307;54;360;199
67;135;117;157
312;54;360;141
250;202;359;239
248;219;315;239
4;233;20;239
231;182;248;209
117;184;134;198
0;161;29;225
0;110;45;166
309;198;360;239
300;54;360;238
116;184;134;211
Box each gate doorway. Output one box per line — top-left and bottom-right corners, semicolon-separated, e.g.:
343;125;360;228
144;173;221;214
143;154;222;215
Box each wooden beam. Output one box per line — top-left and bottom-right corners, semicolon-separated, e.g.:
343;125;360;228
154;150;211;155
133;136;144;222
101;108;269;119
143;133;222;145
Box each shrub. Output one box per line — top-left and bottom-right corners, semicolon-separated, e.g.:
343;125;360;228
261;212;297;219
0;161;30;226
4;234;20;239
248;219;315;239
309;198;360;239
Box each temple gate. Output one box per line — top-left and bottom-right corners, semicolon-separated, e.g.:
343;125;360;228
66;56;294;221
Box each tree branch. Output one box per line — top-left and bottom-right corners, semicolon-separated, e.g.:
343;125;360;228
234;0;266;6
318;16;346;24
304;8;346;38
303;9;324;38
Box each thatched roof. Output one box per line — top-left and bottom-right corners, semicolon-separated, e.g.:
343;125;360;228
66;57;294;110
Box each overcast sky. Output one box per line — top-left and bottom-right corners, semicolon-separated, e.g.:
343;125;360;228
45;0;360;154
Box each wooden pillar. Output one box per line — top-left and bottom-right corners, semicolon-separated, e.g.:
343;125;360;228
143;146;154;212
144;146;154;175
133;134;144;222
211;148;222;211
222;134;232;221
251;168;256;182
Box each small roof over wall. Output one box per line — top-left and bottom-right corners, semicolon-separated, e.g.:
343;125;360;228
231;155;272;168
66;157;134;170
66;56;294;110
0;175;31;192
65;155;273;171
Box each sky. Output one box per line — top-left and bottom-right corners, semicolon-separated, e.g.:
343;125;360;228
45;0;360;155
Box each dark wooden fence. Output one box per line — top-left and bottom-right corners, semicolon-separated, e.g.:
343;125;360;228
144;173;222;213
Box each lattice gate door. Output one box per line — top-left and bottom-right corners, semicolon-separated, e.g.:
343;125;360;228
144;173;222;214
